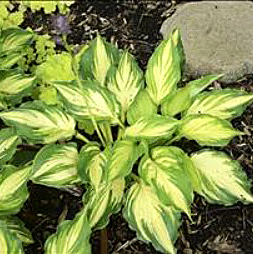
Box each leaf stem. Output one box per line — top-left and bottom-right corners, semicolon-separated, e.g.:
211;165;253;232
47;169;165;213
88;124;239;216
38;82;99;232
91;117;107;147
75;132;90;143
99;122;113;143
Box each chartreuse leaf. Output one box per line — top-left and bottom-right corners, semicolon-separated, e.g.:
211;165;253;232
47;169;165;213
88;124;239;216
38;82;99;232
124;115;178;141
161;75;220;117
44;209;91;254
84;179;125;230
0;165;31;215
107;140;139;181
54;80;121;123
0;101;76;144
123;181;181;254
0;27;34;53
179;114;243;146
31;143;80;188
186;89;253;120
0;128;20;165
0;216;33;244
39;85;58;105
139;146;193;217
0;71;35;95
107;51;144;113
145;30;181;105
79;35;120;85
127;89;157;125
78;142;106;190
36;53;76;83
0;221;24;254
191;150;253;205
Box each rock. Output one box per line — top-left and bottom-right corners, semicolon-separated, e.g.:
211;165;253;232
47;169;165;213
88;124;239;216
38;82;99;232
160;1;253;83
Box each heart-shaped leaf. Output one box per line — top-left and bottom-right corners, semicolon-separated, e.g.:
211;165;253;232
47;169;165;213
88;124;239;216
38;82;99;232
123;181;180;254
31;143;80;188
139;146;193;217
191;150;253;205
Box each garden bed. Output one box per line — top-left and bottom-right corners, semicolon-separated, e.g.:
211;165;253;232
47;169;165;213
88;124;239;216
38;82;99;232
11;0;253;253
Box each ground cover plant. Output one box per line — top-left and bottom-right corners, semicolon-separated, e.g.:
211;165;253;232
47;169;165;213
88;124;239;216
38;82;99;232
1;18;253;254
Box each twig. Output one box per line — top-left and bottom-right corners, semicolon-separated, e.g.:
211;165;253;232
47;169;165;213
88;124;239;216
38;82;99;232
112;237;138;253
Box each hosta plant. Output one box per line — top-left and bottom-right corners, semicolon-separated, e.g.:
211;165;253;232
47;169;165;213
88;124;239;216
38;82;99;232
1;27;253;254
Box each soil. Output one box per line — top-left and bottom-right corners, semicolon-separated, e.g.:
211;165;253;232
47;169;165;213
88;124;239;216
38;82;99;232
16;0;253;253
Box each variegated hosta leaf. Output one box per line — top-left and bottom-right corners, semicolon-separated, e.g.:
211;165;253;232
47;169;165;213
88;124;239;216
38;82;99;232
123;182;181;254
84;179;125;230
161;75;221;117
0;128;20;165
191;150;253;205
107;140;139;181
78;142;106;190
39;85;59;105
31;143;80;188
171;28;185;71
0;71;35;95
127;89;157;125
79;35;120;85
179;114;243;146
0;51;23;69
124;115;178;141
139;146;193;217
0;221;24;254
184;74;223;98
0;27;34;53
107;51;144;113
145;30;181;105
0;165;31;215
0;216;33;245
186;89;253;120
54;80;121;124
44;209;91;254
36;53;76;83
0;101;76;144
0;95;7;109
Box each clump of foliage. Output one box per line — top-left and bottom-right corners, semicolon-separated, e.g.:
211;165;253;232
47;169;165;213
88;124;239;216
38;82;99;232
1;26;253;254
0;1;75;73
0;0;74;29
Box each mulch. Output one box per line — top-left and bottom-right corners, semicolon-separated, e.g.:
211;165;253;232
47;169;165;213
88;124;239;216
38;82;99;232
17;1;253;253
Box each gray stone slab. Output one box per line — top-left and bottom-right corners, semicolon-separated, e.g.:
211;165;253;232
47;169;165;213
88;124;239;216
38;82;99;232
160;1;253;83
